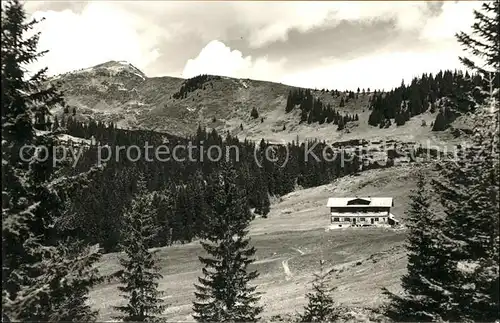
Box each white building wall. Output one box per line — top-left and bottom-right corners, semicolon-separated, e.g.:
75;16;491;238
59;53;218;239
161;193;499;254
329;211;391;229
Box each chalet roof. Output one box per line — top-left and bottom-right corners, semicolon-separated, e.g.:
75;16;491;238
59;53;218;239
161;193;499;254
327;197;393;208
330;211;390;217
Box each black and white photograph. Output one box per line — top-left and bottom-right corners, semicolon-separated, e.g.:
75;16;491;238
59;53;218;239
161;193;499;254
1;0;499;321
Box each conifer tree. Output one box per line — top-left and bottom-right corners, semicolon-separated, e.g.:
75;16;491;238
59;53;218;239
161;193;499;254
300;260;338;322
456;1;499;108
151;186;176;247
431;108;448;131
52;115;60;131
383;172;450;321
38;239;103;321
418;6;500;318
430;88;499;321
400;65;500;322
2;0;102;320
113;176;166;321
337;117;345;131
456;0;499;78
256;180;270;217
250;107;259;119
193;164;263;322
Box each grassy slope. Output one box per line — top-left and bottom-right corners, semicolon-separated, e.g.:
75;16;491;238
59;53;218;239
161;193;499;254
90;165;422;321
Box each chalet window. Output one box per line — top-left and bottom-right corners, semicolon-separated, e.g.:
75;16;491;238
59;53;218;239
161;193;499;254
344;218;351;222
333;217;340;222
374;218;379;221
360;217;365;221
347;198;371;205
382;217;386;221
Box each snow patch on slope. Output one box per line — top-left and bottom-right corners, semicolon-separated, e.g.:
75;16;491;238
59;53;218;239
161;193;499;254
239;79;249;89
51;61;147;81
58;134;92;145
102;61;146;80
34;129;92;145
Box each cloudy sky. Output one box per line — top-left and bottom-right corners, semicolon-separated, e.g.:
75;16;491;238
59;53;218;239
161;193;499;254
25;1;482;91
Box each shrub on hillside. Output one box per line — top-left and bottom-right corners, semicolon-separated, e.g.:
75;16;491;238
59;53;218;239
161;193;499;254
251;107;259;119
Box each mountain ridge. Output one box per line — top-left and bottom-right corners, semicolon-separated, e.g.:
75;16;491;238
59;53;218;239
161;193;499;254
50;60;367;137
49;60;467;147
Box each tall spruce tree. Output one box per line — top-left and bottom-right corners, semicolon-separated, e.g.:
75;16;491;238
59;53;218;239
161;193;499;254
430;87;499;321
421;3;500;319
383;172;451;321
151;186;176;247
389;5;500;317
2;0;102;320
193;163;263;322
300;260;338;322
37;239;103;321
456;0;499;78
113;176;166;321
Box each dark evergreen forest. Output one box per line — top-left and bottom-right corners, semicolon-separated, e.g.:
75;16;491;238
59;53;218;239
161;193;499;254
283;70;493;132
58;116;395;252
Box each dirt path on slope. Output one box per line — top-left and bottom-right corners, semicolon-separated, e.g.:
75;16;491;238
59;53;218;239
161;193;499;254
282;248;306;280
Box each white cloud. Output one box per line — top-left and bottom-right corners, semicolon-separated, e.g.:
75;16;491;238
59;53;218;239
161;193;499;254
420;1;482;42
28;1;162;76
25;0;480;89
182;40;286;81
182;40;251;78
232;1;433;48
280;43;464;91
183;38;466;92
180;1;479;90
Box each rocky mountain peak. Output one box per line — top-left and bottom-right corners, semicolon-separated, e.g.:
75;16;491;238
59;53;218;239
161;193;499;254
91;60;146;79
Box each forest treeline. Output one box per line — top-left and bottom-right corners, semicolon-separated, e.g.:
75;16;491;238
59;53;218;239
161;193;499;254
284;68;497;133
285;88;359;130
367;70;493;130
172;74;222;99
